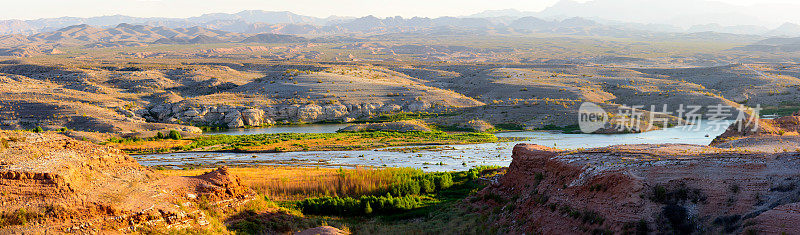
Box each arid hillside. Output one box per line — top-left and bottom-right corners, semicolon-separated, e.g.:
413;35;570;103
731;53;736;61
0;131;253;233
0;60;484;137
2;56;800;136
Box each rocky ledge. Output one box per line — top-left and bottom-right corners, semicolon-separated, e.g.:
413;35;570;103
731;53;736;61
477;142;800;234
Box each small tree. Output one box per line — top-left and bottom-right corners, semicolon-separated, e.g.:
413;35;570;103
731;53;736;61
435;173;453;190
420;179;435;194
364;202;373;214
168;130;182;140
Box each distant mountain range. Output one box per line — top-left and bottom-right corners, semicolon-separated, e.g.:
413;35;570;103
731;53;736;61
0;11;347;36
0;23;322;57
470;0;800;32
2;0;800;38
4;0;800;57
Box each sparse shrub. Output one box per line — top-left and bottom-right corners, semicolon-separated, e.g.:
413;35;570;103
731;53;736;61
156;132;165;139
650;183;705;204
713;214;742;233
434;172;453;190
420;179;435;194
623;219;649;235
479;192;507;204
0;208;40;226
168;130;182;140
730;184;740;194
364;202;373;214
661;204;694;234
32;126;43;133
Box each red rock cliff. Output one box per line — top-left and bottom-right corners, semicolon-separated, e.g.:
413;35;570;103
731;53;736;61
477;143;800;234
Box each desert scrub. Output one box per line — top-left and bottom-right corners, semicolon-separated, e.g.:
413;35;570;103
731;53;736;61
0;208;42;227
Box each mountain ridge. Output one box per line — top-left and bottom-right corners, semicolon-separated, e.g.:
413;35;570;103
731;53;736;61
4;1;800;37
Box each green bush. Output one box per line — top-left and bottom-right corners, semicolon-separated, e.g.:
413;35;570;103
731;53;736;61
434;172;453;190
156;132;165;139
364;202;373;214
32;126;43;133
420;179;435;194
390;179;421;196
168;130;182;140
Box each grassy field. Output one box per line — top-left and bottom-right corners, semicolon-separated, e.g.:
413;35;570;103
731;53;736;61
110;131;500;154
157;165;504;234
106;139;192;153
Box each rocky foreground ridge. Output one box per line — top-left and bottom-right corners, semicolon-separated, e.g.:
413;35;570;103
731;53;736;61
477;121;800;234
0;131;254;233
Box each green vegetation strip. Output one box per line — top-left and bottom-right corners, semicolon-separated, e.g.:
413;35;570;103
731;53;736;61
184;131;498;152
295;170;454;216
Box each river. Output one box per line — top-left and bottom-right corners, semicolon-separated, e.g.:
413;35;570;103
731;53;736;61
135;122;731;172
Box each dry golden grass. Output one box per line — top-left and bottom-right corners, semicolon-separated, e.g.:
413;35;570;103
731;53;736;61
107;139;192;153
159;166;412;200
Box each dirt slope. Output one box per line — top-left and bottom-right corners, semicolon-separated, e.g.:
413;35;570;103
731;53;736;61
0;131;254;233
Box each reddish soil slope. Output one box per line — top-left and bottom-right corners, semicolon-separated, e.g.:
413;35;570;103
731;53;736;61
0;131;253;233
477;143;800;234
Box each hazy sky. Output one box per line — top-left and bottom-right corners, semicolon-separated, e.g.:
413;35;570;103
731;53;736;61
1;0;799;20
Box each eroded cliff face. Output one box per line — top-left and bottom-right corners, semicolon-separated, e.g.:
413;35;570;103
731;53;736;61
476;143;800;234
710;113;800;152
0;131;254;233
142;101;436;128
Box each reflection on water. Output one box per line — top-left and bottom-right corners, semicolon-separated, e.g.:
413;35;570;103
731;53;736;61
137;121;731;172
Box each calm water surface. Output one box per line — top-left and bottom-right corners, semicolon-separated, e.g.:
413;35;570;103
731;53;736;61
136;122;730;172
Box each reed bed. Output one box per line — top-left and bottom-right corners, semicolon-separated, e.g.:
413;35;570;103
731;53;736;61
159;166;420;200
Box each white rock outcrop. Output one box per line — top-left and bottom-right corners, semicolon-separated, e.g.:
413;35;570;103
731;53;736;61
144;101;440;128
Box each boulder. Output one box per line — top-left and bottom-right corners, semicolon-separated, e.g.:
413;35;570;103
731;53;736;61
323;104;348;119
407;101;431;112
298;104;324;122
223;110;244;128
380;104;403;113
241;108;265;126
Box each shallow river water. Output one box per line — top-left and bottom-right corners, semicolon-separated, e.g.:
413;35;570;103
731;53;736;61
135;122;731;172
